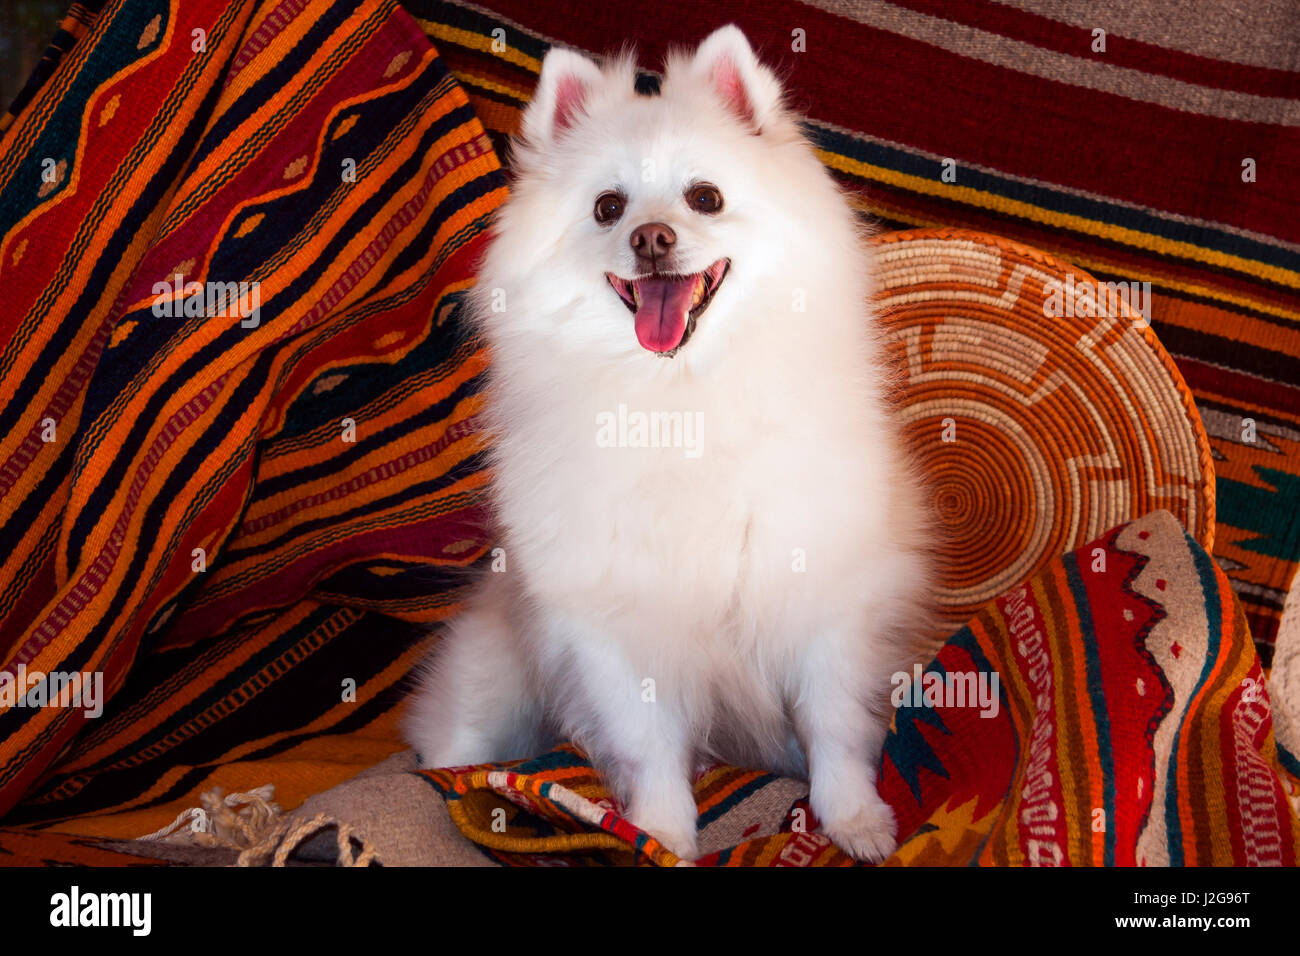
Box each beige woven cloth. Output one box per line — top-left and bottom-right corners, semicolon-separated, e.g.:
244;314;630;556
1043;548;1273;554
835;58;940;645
242;751;494;866
118;748;814;865
111;752;488;866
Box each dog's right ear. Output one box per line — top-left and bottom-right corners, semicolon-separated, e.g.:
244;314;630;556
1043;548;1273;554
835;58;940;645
522;47;605;145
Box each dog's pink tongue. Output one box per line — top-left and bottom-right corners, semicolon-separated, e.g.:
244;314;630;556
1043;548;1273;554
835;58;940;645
633;276;695;352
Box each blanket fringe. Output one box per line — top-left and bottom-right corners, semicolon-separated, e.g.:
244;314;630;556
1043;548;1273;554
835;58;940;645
235;812;378;867
139;785;281;851
137;785;378;866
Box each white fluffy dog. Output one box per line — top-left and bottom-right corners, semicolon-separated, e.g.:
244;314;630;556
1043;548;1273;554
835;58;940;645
405;25;936;862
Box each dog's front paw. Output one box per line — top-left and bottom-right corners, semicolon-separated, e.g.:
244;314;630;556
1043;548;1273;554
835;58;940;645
819;793;898;864
628;790;701;862
639;821;700;863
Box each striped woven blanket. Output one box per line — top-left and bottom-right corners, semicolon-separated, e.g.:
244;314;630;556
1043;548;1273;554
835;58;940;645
0;0;502;832
0;0;1297;865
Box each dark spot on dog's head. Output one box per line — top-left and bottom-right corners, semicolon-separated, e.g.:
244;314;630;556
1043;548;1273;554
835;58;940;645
634;71;661;96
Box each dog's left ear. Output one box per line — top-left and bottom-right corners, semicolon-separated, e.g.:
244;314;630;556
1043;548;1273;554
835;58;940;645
679;25;784;133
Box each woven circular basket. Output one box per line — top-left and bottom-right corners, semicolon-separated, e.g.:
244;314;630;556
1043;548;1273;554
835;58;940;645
871;229;1215;628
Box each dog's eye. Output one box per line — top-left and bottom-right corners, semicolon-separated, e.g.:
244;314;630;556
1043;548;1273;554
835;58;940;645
686;183;723;215
594;191;626;225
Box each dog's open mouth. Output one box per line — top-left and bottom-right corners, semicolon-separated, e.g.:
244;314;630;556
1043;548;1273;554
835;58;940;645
605;259;730;356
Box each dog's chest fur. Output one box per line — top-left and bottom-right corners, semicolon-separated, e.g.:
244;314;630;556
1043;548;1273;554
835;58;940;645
488;325;900;667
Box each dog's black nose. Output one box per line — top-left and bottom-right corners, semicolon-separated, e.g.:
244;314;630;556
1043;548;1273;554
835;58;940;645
629;222;676;266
